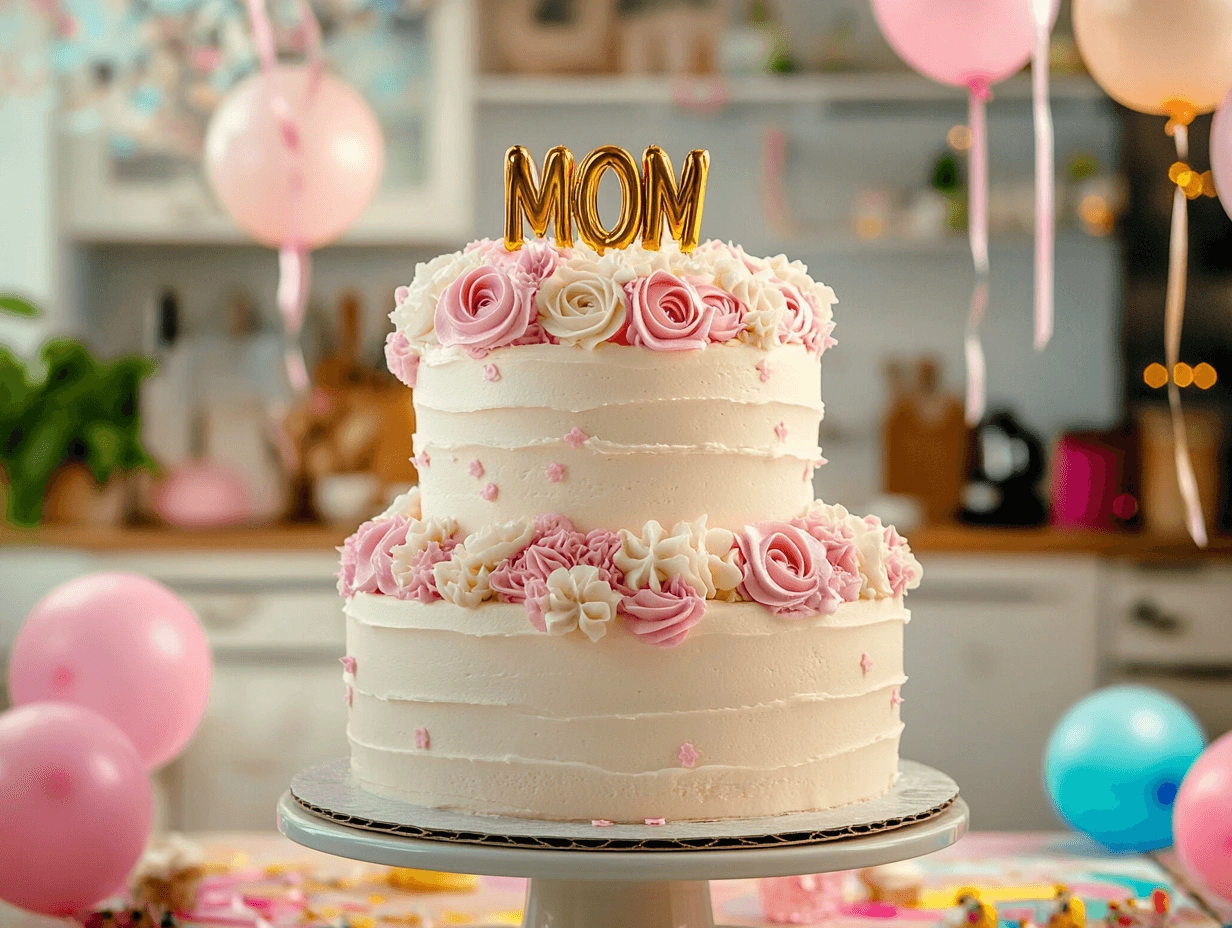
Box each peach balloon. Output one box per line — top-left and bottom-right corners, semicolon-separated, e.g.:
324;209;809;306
1073;0;1232;115
204;64;385;248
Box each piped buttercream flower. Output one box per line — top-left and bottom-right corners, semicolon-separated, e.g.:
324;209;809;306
619;575;706;647
344;516;413;599
615;519;704;595
375;486;421;522
625;270;713;351
390;248;486;345
435;264;535;357
536;265;628;348
532;565;622;642
433;518;535;607
384;331;420;388
512;239;566;288
672;516;741;599
691;280;747;343
736;521;840;619
398;540;459;603
880;519;923;598
791;509;862;603
733;270;788;349
390;516;459;588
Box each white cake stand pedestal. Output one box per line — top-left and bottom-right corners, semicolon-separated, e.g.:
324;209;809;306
277;789;969;928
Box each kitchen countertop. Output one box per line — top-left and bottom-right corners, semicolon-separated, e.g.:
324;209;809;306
3;522;1231;560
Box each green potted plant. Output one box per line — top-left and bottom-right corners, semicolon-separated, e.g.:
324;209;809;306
1;296;157;527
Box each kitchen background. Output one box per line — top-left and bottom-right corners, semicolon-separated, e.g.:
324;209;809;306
1;0;1230;834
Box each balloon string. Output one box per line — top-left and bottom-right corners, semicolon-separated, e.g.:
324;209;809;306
965;83;990;426
242;0;322;393
1030;0;1054;350
1165;124;1207;547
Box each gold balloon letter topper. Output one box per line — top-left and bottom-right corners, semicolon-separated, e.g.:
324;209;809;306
505;145;710;254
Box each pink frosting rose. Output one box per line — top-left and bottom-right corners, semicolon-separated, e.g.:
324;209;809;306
625;270;713;351
691;279;746;343
619;575;706;647
736;521;841;619
402;538;460;603
436;265;535;357
384;330;420;388
577;528;629;594
344;516;412;599
491;528;587;604
792;513;862;603
776;281;812;346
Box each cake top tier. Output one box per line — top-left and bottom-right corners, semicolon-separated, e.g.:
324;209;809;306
386;237;837;369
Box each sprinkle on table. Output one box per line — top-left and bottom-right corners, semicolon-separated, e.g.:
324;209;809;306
645;818;666;826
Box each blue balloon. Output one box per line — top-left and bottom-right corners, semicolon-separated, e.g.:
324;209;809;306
1044;685;1206;852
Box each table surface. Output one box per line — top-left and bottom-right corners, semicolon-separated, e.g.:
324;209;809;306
0;832;1228;928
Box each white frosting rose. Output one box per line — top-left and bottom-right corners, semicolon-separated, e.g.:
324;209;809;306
460;518;536;567
376;486;421;522
615;519;705;595
390;248;487;346
673;516;742;599
539;565;622;642
733;270;788;348
536;266;628;348
432;554;493;608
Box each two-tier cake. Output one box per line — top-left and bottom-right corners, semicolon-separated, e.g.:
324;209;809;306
335;145;921;823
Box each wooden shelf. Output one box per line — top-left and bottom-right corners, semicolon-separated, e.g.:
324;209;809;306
0;523;356;552
476;72;1105;108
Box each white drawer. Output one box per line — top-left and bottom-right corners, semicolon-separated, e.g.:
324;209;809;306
1104;565;1232;667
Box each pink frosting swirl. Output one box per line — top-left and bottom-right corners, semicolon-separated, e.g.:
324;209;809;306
880;521;920;599
342;516;412;599
533;512;577;539
619;575;706;647
808;317;838;354
792;513;862;603
625;270;713;351
513;240;566;289
577;528;629;594
402;538;460;603
384;331;420;388
691;279;746;343
736;521;840;619
435;265;535;357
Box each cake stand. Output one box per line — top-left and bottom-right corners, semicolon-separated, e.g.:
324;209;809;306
278;759;968;928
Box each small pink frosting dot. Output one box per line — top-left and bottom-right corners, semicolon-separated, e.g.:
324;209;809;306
591;819;614;827
678;742;700;768
469;459;485;478
415;727;430;749
546;462;566;483
757;359;772;382
481;482;498;501
340;656;357;675
775;421;788;442
484;363;500;382
344;685;353;708
412;450;431;469
860;652;874;675
564;427;588;449
645;818;666;826
891;687;903;708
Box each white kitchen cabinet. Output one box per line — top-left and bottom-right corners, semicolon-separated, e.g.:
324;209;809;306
899;554;1102;831
172;658;348;831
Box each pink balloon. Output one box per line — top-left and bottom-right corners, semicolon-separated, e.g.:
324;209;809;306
152;460;252;528
0;703;152;916
1174;731;1232;901
204;64;385;248
871;0;1060;89
8;573;212;769
1211;89;1232;223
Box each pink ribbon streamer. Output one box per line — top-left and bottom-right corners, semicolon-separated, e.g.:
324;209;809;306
965;81;991;426
1165;124;1208;547
1031;0;1054;350
243;0;322;393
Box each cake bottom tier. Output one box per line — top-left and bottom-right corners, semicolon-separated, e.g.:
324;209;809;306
344;594;908;823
